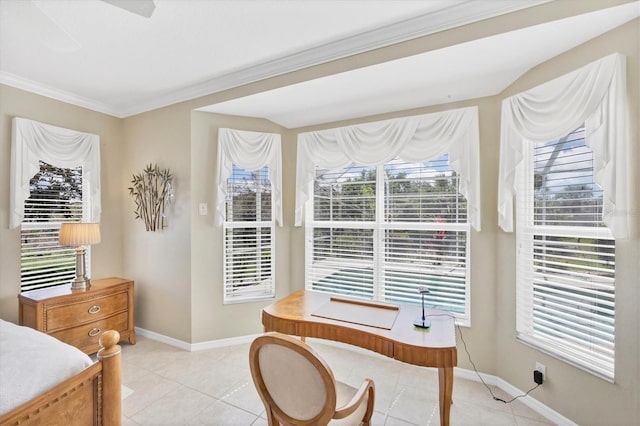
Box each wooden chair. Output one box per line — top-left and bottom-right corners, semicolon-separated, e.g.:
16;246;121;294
249;332;375;426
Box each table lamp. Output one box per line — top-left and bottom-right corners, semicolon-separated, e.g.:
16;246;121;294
413;286;431;329
58;222;101;290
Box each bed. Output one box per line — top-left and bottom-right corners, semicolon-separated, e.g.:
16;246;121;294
0;319;122;425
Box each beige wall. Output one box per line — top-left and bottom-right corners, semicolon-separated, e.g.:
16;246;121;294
189;111;293;342
0;1;637;424
121;105;194;342
0;85;125;321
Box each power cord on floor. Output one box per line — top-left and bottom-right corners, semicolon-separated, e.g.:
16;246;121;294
427;313;541;404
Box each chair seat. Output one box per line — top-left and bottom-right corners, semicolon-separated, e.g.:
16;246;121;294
330;381;370;425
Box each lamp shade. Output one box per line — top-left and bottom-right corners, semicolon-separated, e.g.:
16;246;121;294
59;223;101;246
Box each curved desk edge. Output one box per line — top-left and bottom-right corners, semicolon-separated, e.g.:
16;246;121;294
260;290;457;426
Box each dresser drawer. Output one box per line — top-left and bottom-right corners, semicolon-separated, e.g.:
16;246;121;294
50;311;129;352
45;291;129;332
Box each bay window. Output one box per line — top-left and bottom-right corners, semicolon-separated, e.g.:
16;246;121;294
307;156;470;319
297;107;480;325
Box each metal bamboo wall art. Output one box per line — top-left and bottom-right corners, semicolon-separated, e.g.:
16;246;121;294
128;164;174;231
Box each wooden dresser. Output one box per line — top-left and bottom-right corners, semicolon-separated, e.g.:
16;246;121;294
18;277;136;354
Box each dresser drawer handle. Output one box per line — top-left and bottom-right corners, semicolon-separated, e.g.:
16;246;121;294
88;305;101;315
88;328;101;337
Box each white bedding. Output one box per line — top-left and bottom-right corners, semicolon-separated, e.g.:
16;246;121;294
0;319;93;415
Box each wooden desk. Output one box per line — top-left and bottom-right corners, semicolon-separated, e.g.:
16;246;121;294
261;290;457;426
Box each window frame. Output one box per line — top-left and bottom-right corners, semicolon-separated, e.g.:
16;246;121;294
515;131;616;381
305;157;471;325
20;162;92;292
222;165;276;304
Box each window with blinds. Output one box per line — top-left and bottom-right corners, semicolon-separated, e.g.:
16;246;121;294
223;165;275;303
20;161;87;292
307;155;470;324
516;125;615;380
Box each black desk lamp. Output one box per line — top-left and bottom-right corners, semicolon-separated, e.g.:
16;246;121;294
413;286;431;329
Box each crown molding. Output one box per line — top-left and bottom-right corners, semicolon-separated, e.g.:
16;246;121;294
2;0;548;118
121;0;549;117
0;71;123;118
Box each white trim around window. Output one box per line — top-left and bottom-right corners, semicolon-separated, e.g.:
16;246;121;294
515;130;615;381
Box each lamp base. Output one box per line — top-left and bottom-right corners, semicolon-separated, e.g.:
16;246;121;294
70;246;91;290
413;317;431;329
71;278;91;290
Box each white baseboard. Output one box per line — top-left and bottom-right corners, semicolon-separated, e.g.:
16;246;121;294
135;329;576;425
135;327;193;351
190;333;261;351
492;375;577;426
134;326;257;352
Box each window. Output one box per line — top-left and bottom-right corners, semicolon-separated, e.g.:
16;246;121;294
11;118;101;292
516;125;615;380
223;165;275;303
306;155;470;324
216;127;281;303
20;161;89;291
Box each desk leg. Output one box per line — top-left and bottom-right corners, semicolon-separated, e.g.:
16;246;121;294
438;367;453;426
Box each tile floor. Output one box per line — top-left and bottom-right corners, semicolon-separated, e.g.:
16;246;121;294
119;336;555;425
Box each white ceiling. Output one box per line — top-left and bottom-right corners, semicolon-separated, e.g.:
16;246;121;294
201;2;640;128
1;0;638;127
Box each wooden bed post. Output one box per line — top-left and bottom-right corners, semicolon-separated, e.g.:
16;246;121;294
98;330;122;426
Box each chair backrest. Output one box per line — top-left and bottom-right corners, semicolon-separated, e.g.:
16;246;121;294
249;332;338;425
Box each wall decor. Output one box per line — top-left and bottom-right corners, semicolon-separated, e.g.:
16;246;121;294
128;164;174;231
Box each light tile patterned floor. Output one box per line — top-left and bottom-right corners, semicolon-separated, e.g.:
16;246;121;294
120;336;555;425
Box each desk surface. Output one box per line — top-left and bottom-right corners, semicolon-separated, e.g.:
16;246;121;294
261;290;457;368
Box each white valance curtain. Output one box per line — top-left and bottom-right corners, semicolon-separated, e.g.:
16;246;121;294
498;53;629;238
215;128;283;226
10;117;101;229
296;106;481;230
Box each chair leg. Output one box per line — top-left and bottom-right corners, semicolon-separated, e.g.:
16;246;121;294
362;385;375;425
265;408;275;426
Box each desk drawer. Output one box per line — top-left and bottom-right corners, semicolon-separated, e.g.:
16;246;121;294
45;292;128;332
50;311;129;352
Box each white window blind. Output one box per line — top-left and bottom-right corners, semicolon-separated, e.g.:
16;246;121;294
516;125;615;380
223;165;275;302
21;161;88;292
307;155;470;323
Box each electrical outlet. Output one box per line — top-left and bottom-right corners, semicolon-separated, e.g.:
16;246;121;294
533;369;544;385
535;362;546;377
